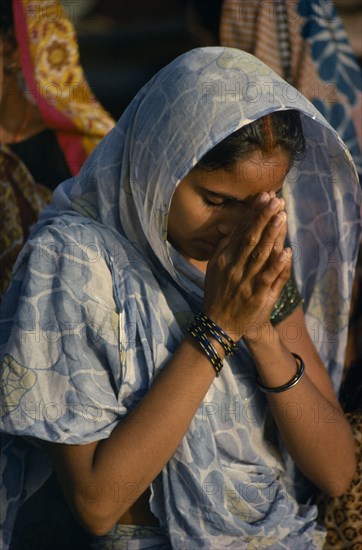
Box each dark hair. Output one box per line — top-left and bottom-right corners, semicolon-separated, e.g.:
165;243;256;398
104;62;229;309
0;0;14;36
196;110;306;171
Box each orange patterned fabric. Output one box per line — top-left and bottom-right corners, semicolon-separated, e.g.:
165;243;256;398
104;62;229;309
0;1;115;299
12;0;115;173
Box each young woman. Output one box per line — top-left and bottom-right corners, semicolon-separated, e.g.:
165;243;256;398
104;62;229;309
0;47;360;549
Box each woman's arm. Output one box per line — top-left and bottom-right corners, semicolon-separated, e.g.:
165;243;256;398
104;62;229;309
47;193;289;536
245;307;356;497
46;193;355;535
49;308;356;537
202;192;356;495
48;334;220;536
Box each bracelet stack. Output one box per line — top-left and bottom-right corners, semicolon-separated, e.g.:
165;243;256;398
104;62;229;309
187;312;238;376
256;352;305;393
187;314;305;389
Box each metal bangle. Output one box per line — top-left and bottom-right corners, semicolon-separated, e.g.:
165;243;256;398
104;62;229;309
256;353;305;393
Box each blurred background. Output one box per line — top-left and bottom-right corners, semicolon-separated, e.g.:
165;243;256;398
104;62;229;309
63;0;196;120
65;0;362;121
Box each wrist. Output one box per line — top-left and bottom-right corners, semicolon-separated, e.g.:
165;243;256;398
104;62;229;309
187;312;237;377
207;335;226;360
243;321;276;349
244;329;303;391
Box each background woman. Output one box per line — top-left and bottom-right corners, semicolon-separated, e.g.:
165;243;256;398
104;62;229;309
0;0;114;298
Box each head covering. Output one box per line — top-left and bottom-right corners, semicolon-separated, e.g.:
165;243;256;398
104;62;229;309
0;47;360;549
220;0;362;183
12;0;114;173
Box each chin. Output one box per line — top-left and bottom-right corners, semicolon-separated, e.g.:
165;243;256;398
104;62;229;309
169;240;212;263
193;252;211;262
182;246;211;262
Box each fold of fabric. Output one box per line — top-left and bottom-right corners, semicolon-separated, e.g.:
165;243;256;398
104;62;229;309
1;47;361;549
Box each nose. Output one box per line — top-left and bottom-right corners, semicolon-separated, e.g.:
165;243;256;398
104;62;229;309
215;219;237;236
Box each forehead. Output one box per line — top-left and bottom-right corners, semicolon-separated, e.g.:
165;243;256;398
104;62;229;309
192;148;290;196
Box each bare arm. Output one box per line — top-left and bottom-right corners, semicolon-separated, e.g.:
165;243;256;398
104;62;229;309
48;334;218;535
46;194;355;535
202;193;356;498
47;193;286;535
245;307;356;497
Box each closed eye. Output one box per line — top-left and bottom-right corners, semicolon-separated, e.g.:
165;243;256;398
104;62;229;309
203;196;247;209
203;198;231;208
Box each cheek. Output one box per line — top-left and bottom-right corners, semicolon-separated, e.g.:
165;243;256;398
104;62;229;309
170;196;205;233
181;202;213;235
167;197;189;241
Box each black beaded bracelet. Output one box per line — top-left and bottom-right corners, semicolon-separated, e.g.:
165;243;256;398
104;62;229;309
188;322;223;376
193;312;238;356
256;353;305;393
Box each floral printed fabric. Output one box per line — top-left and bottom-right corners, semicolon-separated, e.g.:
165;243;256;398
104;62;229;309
220;0;362;183
0;48;361;549
0;1;114;298
12;0;114;173
298;0;362;181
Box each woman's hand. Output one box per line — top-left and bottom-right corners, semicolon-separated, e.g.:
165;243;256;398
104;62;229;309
202;192;291;341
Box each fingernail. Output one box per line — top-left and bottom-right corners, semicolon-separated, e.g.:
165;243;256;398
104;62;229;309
258;192;269;204
272;211;286;225
279;247;292;261
268;198;279;210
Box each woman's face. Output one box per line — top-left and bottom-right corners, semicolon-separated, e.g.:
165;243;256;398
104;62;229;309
167;148;291;270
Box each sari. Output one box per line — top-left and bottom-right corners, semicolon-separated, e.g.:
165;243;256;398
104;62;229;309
0;47;360;549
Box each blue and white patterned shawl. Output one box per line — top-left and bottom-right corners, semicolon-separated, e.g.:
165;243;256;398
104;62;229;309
0;48;361;549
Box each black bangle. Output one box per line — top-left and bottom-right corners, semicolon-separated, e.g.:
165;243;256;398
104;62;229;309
188;322;223;376
193;312;238;356
256;353;305;393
